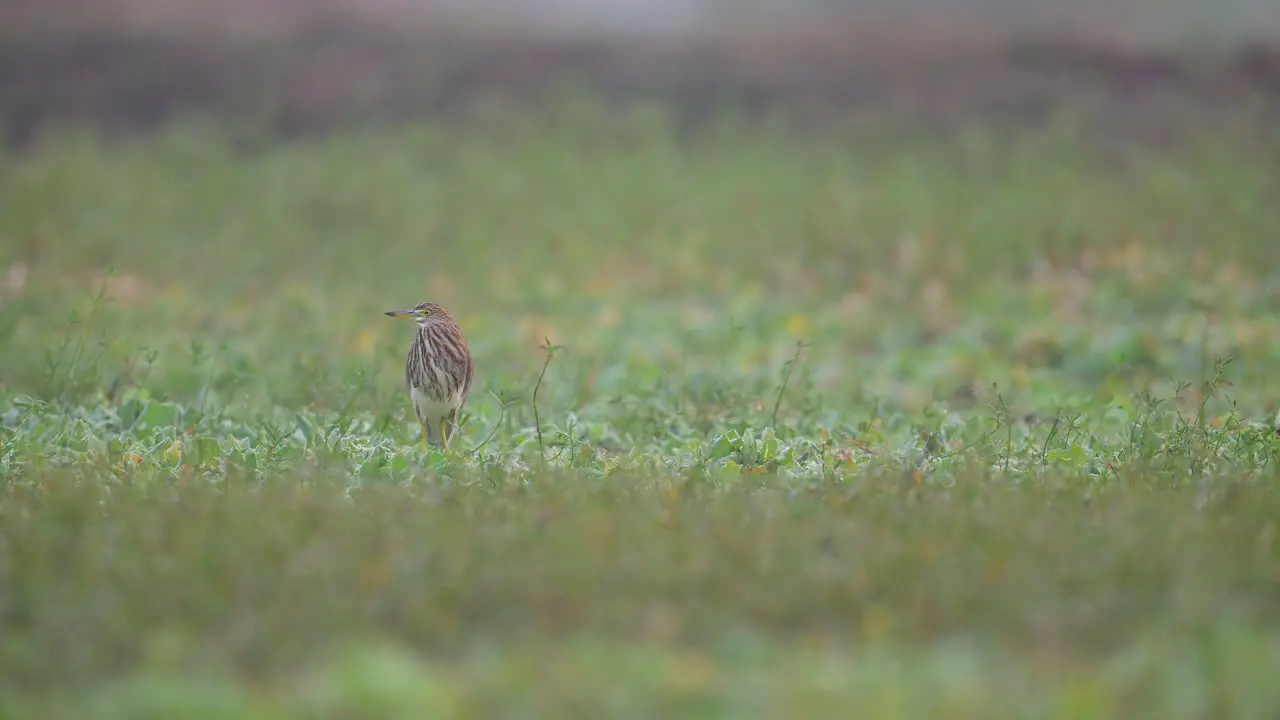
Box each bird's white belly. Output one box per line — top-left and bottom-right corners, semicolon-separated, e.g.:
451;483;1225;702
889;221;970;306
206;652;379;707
411;386;460;423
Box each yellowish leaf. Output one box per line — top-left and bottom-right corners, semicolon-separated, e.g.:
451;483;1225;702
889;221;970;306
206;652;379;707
784;313;811;338
349;327;378;357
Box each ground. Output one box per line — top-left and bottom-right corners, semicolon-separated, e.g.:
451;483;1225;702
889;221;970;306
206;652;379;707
1;20;1280;718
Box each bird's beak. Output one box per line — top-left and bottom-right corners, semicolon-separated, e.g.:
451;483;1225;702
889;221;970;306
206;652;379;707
384;309;415;319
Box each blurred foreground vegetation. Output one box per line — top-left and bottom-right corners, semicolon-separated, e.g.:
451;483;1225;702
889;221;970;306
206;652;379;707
2;94;1280;717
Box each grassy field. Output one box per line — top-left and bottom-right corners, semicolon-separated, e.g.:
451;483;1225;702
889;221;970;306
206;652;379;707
2;95;1280;717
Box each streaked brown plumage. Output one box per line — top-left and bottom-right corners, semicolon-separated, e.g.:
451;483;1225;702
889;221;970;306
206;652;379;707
384;301;474;452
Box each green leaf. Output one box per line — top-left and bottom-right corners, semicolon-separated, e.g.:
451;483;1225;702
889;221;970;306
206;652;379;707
141;402;180;430
705;433;735;461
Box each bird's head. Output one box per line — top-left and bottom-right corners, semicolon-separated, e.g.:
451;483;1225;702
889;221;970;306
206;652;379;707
384;301;454;327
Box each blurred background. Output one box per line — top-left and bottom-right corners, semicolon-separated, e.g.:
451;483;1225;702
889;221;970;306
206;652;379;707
3;0;1279;146
3;0;1280;412
8;6;1280;715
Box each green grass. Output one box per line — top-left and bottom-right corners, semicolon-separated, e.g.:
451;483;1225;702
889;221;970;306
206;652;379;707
2;98;1280;717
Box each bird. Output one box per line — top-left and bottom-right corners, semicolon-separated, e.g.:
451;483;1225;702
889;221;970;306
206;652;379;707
384;301;474;453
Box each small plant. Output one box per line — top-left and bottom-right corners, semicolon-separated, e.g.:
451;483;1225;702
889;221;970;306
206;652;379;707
532;336;564;461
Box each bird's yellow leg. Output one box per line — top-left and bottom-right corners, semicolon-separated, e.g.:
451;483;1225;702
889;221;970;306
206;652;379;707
440;418;451;453
421;427;428;454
